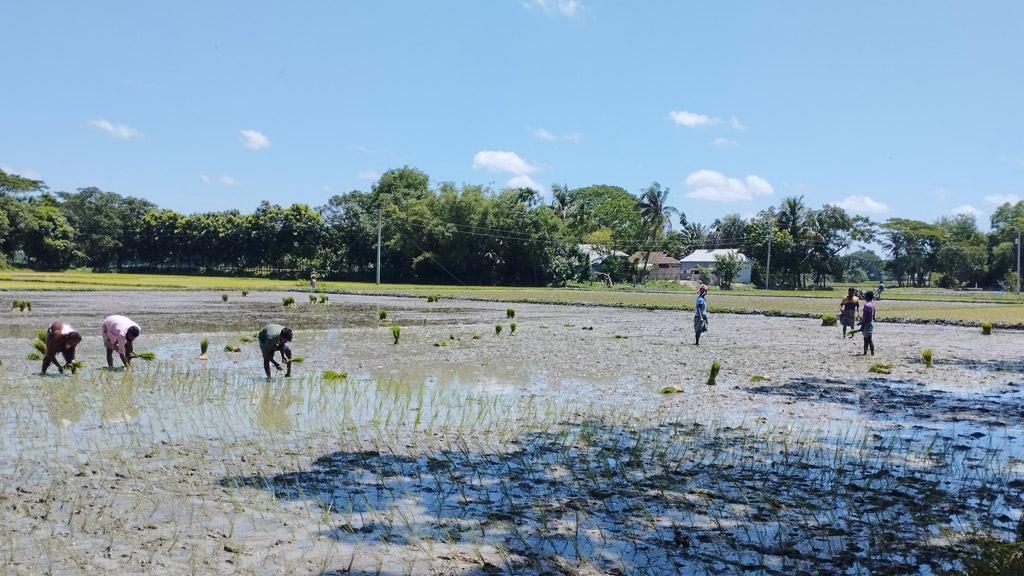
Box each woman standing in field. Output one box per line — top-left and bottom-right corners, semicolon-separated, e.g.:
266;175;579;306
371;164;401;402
859;291;877;356
694;285;709;346
839;287;860;337
41;320;82;374
259;323;294;378
310;271;318;291
103;314;140;369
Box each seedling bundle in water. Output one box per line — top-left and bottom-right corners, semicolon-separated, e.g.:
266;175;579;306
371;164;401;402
390;325;401;344
282;296;296;307
199;338;209;359
495;324;502;335
379;309;388;321
27;333;44;360
287;356;304;364
506;308;516;319
308;294;317;303
426;295;439;303
868;361;892;374
224;344;241;353
135;351;157;361
241;290;249;297
317;294;329;304
221;293;229;302
921;349;933;368
981;322;993;335
321;370;347;380
707;360;721;386
11;300;32;312
821;314;837;327
510;322;517;335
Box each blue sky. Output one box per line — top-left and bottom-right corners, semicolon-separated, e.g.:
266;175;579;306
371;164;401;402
2;1;1023;229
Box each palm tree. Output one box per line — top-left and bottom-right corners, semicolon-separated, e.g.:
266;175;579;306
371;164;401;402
776;196;811;287
637;182;679;282
550;184;575;220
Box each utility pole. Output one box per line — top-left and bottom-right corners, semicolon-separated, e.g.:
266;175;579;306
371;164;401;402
376;211;382;285
1017;227;1021;293
765;216;773;290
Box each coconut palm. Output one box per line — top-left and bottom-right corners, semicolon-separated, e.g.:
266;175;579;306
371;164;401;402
636;182;679;282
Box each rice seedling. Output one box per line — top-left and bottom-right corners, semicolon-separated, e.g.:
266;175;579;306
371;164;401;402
282;296;296;307
221;293;229;302
707;360;721;385
135;351;157;361
821;313;837;326
11;300;31;312
510;322;517;335
379;309;388;321
391;324;400;344
26;351;42;361
921;348;933;368
433;341;447;347
70;359;84;372
287;356;304;364
868;361;892;374
322;370;348;380
200;338;209;359
613;334;627;339
981;321;993;335
660;385;683;394
750;375;769;383
32;338;46;354
239;336;254;343
506;308;516;319
223;344;242;353
309;294;317;303
37;329;48;342
471;334;481;340
426;295;439;303
449;334;455;340
495;324;502;335
241;289;249;297
318;294;329;304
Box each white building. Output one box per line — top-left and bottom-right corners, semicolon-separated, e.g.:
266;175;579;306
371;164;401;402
679;249;753;284
577;244;628;273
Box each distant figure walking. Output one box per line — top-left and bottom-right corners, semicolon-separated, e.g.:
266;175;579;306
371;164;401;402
259;323;293;378
839;287;860;337
877;280;885;300
310;271;318;291
859;291;877;356
42;321;82;374
103;315;140;369
694;285;709;346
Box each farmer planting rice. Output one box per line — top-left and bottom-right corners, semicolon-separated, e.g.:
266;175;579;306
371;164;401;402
259;323;294;378
103;314;141;369
859;291;877;356
41;320;82;374
839;287;860;337
693;284;709;346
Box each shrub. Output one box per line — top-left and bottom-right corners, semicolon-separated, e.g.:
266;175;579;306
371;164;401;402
921;349;933;368
707;360;721;386
510;323;517;335
981;322;993;335
821;314;837;327
282;296;296;307
379;309;388;321
506;308;516;319
495;324;502;335
391;324;400;344
222;293;229;302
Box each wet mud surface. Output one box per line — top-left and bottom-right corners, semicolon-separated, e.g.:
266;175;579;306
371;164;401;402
1;290;1022;575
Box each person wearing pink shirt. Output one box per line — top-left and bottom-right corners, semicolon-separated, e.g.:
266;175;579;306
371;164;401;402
102;314;141;369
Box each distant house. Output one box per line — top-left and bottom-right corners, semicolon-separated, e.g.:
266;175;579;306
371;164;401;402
628;251;681;281
680;249;753;284
578;244;628;273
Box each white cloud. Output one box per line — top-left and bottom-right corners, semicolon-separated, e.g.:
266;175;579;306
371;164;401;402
835;195;890;215
472;150;538;174
531;127;582;142
358;170;380;181
985;194;1021;205
712;137;737;148
200;174;238;186
525;0;581;16
506;174;544;192
951;204;982;218
668;110;718;128
683;170;773;202
89;119;141;139
240;129;270;150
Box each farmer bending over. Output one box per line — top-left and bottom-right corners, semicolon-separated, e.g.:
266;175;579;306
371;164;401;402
103;314;140;369
42;320;82;374
259;323;293;378
839;287;860;337
859;291;876;356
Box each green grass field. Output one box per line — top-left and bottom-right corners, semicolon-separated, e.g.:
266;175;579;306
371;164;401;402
4;270;1024;326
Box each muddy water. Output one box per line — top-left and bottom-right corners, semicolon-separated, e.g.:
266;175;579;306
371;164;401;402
1;290;1023;575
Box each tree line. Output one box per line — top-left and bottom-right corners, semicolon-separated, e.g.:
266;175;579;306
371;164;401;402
1;167;1021;289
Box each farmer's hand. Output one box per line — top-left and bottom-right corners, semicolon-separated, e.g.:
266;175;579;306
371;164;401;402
272;361;283;371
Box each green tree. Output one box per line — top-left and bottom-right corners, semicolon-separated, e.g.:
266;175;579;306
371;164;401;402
713;252;744;289
636;182;678;282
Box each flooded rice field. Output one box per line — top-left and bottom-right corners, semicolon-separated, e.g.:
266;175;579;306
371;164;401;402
1;290;1022;575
